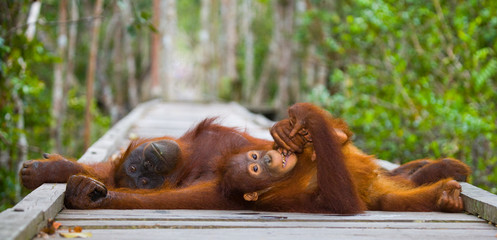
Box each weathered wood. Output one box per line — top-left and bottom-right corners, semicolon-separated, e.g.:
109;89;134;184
33;227;497;240
128;102;273;140
57;209;483;222
52;220;496;230
0;209;43;240
460;182;497;224
0;184;65;240
11;184;66;216
376;159;399;171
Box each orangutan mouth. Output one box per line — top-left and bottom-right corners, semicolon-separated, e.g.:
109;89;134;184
282;152;288;167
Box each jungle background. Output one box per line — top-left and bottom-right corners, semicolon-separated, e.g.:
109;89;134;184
1;0;496;211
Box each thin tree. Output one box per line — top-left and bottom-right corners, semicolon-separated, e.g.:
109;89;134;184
97;2;119;123
151;0;161;96
158;0;177;100
66;0;79;88
221;0;239;100
51;0;67;153
84;0;103;150
120;0;139;107
250;0;295;116
241;0;254;104
273;0;295;115
197;0;212;99
25;0;41;41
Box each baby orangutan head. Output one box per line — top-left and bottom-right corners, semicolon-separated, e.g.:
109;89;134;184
222;150;297;201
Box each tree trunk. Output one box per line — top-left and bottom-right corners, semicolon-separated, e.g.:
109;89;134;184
241;0;254;104
221;0;239;100
159;0;177;101
197;0;212;99
25;0;41;41
252;3;279;106
151;0;161;97
66;0;79;88
274;0;295;115
97;2;119;123
13;89;27;202
51;0;67;153
112;19;126;120
252;0;295;112
199;0;221;100
120;0;139;107
84;0;103;150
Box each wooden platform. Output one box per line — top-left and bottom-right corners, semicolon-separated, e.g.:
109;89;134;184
1;101;497;240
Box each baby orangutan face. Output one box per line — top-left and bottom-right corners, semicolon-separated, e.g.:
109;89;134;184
114;140;181;189
225;150;297;201
244;150;297;178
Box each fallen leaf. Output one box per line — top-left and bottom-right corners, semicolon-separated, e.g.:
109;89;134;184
59;232;93;238
41;219;57;235
53;222;62;230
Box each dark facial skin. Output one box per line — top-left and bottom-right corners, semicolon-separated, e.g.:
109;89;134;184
115;140;181;189
226;150;298;194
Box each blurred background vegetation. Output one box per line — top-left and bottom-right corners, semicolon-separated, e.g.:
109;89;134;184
1;0;496;211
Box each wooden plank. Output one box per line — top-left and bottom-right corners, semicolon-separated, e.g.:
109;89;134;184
33;227;497;240
131;127;272;140
0;209;43;240
54;220;495;230
133;119;199;129
56;209;484;222
140;102;273;128
461;182;497;224
226;102;275;128
128;102;273;140
376;159;398;171
0;184;65;240
131;129;187;138
11;184;66;216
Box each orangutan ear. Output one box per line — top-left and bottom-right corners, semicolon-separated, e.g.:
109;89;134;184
334;129;348;144
243;192;259;201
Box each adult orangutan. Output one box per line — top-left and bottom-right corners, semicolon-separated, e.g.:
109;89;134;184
56;103;469;213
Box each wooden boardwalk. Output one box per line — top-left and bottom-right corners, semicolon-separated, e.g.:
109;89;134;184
1;101;497;239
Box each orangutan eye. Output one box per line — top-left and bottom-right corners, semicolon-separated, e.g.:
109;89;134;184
129;165;136;173
251;154;258;160
252;165;259;173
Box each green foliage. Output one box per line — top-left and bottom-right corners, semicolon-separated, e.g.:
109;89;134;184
0;33;55;209
0;168;19;210
177;0;201;39
127;1;157;35
0;1;112;211
60;89;111;158
304;0;497;192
